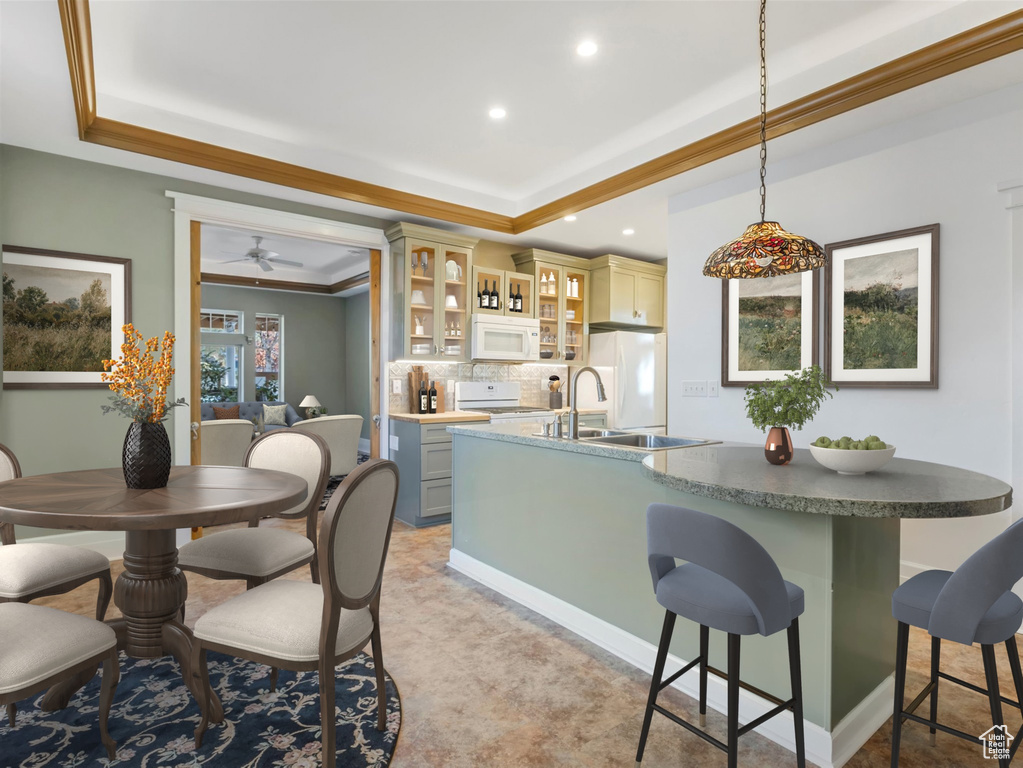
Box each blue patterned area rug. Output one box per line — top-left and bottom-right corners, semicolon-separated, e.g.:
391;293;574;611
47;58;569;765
1;651;400;767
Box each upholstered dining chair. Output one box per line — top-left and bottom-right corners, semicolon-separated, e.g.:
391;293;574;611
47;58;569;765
292;415;364;477
191;458;399;768
199;418;256;467
0;602;120;759
177;429;331;588
0;443;113;620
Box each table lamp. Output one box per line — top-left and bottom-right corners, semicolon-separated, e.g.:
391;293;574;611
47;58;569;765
299;395;321;419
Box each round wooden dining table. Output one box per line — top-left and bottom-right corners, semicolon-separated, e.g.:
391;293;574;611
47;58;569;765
0;464;307;718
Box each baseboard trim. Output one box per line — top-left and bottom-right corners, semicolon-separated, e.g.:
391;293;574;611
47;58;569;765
899;559;931;584
20;530;124;561
448;547;892;768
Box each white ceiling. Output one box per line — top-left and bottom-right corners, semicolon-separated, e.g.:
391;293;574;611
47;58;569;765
201;224;369;287
1;1;1022;260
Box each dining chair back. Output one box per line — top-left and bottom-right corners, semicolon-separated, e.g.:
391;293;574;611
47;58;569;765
0;442;112;620
293;415;364;476
321;457;400;609
0;442;22;545
199;419;254;467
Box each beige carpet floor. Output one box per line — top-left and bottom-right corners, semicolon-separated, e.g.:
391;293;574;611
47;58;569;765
34;519;1021;767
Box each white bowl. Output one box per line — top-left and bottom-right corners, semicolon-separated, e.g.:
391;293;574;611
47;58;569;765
809;444;896;475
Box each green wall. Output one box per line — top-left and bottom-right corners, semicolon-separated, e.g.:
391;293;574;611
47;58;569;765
200;284;347;415
0;144;389;479
344;290;371;441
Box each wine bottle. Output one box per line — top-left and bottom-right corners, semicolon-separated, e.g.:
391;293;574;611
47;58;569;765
477;281;482;309
490;281;499;309
515;283;523;313
482;280;490;310
419;379;428;414
429;381;438;414
509;283;515;312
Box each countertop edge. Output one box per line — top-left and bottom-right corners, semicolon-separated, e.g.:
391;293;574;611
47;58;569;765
640;460;1013;519
447;424;649;463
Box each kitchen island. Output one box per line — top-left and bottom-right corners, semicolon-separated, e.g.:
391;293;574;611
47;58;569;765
445;422;1011;768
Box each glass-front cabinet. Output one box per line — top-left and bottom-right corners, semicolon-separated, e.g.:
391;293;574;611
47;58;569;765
387;223;478;361
511;249;590;365
470;266;534;318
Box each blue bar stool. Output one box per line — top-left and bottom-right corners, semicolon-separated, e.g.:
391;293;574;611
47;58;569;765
890;519;1023;768
636;504;806;768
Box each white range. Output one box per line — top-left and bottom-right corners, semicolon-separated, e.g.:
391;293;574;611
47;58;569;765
454;381;554;426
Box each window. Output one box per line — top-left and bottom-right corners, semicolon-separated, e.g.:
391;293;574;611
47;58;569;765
254;313;283;402
200;309;242;333
200;344;242;402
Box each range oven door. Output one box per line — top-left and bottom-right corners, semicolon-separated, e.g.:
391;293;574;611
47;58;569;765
470;315;540;362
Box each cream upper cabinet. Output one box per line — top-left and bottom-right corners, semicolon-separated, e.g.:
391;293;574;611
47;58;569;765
588;254;666;330
470;266;535;318
511;249;590;366
387;223;478;361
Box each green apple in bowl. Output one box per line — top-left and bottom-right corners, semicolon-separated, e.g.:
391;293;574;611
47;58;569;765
810;436;896;474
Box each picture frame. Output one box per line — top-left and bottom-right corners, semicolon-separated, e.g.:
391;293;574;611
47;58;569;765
823;224;939;388
720;270;818;387
2;245;132;390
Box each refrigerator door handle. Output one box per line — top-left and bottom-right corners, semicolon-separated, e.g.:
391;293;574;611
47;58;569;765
618;345;626;420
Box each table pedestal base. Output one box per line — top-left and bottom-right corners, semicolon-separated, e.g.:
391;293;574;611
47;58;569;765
41;529;223;722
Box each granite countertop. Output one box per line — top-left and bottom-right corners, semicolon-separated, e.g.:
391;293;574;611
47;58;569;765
390;411;490;424
642;446;1013;519
446;421;665;463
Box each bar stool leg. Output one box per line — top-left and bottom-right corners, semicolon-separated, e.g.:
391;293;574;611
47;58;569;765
699;624;709;727
727;633;741;768
787;618;806;768
890;621;910;768
636;610;676;765
1006;637;1023;714
929;636;940;746
981;644;1010;768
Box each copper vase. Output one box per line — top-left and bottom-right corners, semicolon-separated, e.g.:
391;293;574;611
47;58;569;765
764;426;792;465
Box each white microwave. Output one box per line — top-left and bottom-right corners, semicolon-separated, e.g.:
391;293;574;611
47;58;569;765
470;314;540;362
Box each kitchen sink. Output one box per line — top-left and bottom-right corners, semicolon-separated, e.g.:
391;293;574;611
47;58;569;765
583;433;714;450
575;428;629;439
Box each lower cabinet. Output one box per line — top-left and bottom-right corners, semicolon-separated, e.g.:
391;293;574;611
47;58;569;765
390;419;455;527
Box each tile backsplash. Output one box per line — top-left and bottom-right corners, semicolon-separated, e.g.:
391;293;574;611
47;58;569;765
388;362;570;412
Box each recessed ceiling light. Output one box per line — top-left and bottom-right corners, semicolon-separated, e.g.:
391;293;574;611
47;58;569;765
577;40;598;57
489;107;507;120
622;228;635;236
564;215;577;222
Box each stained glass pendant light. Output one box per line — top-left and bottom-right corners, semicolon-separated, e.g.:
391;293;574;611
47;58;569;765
702;0;826;279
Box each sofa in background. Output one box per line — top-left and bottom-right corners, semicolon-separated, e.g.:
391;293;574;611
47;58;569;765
199;419;254;466
200;401;303;432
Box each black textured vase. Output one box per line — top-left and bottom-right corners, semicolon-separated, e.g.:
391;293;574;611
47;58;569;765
122;421;172;489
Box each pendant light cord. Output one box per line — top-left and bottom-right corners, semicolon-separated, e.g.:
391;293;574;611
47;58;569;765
759;0;768;224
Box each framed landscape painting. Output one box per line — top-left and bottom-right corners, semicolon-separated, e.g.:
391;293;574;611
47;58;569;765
2;245;132;389
721;270;818;387
823;224;938;388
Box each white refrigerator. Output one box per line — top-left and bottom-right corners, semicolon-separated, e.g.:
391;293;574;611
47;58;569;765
575;332;666;432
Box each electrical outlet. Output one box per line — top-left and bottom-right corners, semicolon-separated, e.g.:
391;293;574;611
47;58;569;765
707;380;719;398
391;379;402;394
389;435;399;452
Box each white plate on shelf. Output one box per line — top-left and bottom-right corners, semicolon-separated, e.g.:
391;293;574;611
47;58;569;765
809;444;896;474
411;344;432;355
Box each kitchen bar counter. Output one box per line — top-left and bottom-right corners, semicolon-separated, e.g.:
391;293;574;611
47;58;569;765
446;422;1013;767
643;445;1011;519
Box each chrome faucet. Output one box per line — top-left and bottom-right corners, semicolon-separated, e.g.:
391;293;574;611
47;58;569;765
568;366;607;439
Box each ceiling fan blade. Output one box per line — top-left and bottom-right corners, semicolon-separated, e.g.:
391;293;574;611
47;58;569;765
220;258;252;264
268;258;304;268
258;259;274;272
253;249;280;259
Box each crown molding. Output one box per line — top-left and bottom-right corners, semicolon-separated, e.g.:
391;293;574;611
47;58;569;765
60;2;1023;235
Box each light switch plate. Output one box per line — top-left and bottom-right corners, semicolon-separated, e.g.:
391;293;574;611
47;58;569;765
391;379;402;394
707;381;719;398
389;435;399;452
683;381;708;397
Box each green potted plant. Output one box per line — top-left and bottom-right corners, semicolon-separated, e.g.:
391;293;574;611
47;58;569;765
744;365;834;465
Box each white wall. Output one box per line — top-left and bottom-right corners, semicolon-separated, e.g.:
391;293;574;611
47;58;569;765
667;90;1023;573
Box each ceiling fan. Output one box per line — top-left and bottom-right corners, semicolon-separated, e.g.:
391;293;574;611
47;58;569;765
222;236;304;272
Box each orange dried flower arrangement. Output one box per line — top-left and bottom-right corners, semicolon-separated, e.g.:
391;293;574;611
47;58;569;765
101;324;186;423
